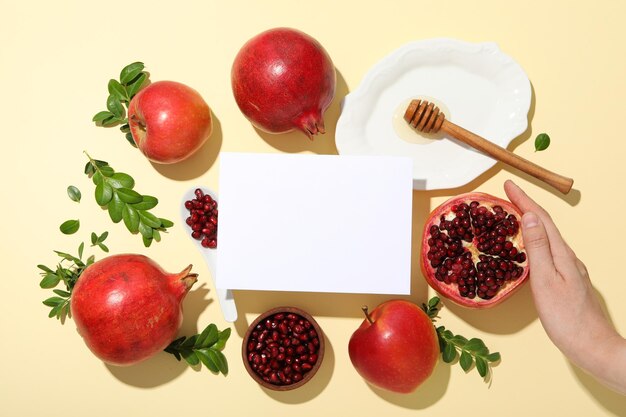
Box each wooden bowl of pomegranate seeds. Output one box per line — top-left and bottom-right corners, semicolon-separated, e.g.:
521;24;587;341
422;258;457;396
242;306;325;391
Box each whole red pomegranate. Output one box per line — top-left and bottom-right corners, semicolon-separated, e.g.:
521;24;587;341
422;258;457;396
71;254;197;365
421;192;529;308
231;27;336;139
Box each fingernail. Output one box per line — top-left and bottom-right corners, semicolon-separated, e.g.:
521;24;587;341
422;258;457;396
522;212;538;228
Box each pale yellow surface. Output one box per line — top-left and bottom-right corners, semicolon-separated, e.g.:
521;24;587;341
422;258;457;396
1;0;625;415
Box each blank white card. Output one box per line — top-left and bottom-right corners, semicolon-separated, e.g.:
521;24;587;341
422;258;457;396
216;152;413;294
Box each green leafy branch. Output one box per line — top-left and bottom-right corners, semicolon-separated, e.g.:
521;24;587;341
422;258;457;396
84;152;173;247
90;231;109;253
422;297;501;380
92;62;149;147
38;240;106;320
437;326;501;379
165;324;231;375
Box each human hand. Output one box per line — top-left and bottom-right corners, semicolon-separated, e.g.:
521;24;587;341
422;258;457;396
504;180;625;394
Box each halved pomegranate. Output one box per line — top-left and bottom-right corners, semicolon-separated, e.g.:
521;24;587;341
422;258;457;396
421;192;528;308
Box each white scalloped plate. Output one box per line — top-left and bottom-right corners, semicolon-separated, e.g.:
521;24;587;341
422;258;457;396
336;38;531;190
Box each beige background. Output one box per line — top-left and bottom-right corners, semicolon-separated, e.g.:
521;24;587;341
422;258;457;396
2;0;625;415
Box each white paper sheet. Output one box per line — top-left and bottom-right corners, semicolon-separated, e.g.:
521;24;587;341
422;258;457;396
216;152;413;294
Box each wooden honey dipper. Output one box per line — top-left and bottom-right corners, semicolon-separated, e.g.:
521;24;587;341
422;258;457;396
404;99;574;194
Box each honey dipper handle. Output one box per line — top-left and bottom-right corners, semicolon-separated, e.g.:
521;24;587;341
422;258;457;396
440;120;574;194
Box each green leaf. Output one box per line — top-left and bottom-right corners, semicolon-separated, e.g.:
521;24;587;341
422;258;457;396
159;218;174;228
78;242;84;259
460;350;473;372
131;195;158;210
535;133;550;152
464;338;487;353
107;79;128;102
53;289;71;297
99;166;115;177
142;235;153;247
98;243;109;253
196;349;219;373
120;124;130;133
122;204;139;233
95;182;113;206
181;349;200;366
442;342;457;363
101;116;121;127
196;324;219;348
451;335;469;346
209;349;228;375
181;335;199;349
37;264;54;273
92;111;114;123
108;173;135;189
214;328;231;351
86;255;95;265
92;171;103;186
152;229;161;242
49;303;63;318
486;352;501;362
125;132;137;147
138;221;153;239
108;193;124;223
126;72;147;98
91;232;97;245
428;296;440;309
116;188;142;204
40;272;61;288
43;296;65;307
54;250;84;265
138;210;161;228
120;62;145;85
84;161;95;176
98;231;109;243
475;356;488;378
106;94;125;119
67;185;81;202
60;219;80;235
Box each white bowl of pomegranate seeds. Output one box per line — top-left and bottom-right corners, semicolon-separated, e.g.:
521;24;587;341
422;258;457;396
243;307;325;390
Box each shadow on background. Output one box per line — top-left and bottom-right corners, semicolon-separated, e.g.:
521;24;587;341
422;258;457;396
571;364;626;417
254;68;349;155
367;362;451;409
152;110;223;180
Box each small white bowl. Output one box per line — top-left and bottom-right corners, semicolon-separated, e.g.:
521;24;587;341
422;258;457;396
336;38;531;190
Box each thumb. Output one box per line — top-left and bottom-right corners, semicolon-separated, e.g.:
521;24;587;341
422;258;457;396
521;212;556;282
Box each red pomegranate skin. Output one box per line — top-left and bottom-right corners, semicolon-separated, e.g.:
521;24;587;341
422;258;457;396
71;254;197;366
231;27;336;138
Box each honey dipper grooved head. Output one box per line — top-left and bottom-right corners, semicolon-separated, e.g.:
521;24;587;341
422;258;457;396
404;99;446;134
